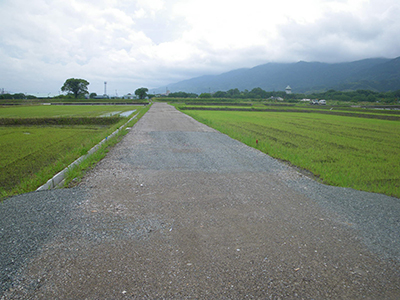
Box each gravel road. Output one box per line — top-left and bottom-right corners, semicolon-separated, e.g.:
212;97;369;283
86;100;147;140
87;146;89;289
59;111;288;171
1;102;400;299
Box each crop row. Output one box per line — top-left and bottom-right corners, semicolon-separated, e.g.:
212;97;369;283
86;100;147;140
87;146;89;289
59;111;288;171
178;106;400;121
0;117;122;126
182;110;400;198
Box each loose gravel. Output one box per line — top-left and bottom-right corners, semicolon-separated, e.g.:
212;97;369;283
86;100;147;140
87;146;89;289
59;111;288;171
0;189;86;294
1;103;399;299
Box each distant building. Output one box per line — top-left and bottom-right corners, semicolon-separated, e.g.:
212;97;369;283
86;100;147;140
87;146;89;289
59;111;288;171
123;93;137;99
311;100;319;105
269;96;284;101
163;90;171;96
94;94;109;99
285;85;292;94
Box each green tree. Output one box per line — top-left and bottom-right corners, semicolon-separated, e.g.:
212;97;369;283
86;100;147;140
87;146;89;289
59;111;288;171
213;91;227;98
168;91;198;98
249;87;267;99
135;87;148;99
227;88;240;98
13;93;26;99
199;93;212;98
61;78;89;98
367;94;377;102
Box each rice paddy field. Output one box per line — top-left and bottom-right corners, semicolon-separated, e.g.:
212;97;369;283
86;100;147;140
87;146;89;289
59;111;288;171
0;104;148;198
181;108;400;198
0;105;138;118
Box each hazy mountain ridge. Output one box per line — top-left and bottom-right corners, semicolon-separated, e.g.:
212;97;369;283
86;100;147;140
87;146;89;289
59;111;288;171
156;57;400;94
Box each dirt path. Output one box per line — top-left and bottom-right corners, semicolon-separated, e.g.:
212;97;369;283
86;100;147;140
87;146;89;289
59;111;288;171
2;103;399;299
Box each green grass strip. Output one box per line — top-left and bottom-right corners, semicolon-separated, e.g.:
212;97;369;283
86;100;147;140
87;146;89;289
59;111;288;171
62;104;151;189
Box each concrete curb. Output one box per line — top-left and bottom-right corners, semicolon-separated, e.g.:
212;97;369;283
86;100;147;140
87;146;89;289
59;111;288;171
36;112;139;191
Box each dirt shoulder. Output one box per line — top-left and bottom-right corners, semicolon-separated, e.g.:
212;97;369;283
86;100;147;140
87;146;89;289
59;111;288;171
2;103;399;299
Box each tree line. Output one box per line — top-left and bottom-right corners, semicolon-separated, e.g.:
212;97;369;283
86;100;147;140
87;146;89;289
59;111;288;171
167;88;400;103
0;93;37;99
60;79;149;99
2;78;400;103
1;78;150;100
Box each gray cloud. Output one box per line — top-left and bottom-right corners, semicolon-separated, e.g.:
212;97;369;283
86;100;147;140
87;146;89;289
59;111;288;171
0;0;398;96
274;2;400;63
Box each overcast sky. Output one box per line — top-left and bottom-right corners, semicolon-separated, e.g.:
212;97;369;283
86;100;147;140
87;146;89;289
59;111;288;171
0;0;399;96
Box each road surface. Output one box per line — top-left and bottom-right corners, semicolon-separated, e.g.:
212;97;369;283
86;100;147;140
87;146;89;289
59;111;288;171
1;103;399;299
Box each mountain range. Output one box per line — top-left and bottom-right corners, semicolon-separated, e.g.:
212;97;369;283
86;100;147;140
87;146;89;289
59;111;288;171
156;57;400;94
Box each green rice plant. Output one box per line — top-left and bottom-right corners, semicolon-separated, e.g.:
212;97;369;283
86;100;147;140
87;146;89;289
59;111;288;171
0;126;108;197
0;117;122;126
0;105;140;118
183;110;400;198
0;105;150;199
175;103;400;121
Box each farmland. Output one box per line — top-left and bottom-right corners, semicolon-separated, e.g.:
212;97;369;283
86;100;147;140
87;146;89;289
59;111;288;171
179;106;400;198
0;105;138;118
0;104;149;199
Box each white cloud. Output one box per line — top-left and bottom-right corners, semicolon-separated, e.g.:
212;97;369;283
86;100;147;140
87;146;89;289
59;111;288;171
0;0;399;95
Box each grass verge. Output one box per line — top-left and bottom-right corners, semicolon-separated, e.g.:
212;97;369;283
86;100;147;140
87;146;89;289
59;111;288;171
63;104;151;188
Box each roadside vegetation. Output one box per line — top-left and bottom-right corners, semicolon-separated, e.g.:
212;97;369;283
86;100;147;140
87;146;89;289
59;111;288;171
0;104;150;200
63;104;151;188
170;100;400;198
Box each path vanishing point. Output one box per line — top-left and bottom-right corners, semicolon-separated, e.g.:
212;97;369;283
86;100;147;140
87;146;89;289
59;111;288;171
1;103;400;299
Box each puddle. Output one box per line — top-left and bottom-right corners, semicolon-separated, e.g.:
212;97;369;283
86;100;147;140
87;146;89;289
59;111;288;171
101;111;121;117
100;110;136;117
120;110;136;117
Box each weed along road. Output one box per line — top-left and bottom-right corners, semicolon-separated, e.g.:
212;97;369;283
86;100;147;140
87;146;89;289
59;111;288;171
1;103;400;299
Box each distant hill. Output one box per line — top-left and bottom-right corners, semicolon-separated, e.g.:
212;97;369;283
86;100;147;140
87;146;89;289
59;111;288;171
155;57;400;94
